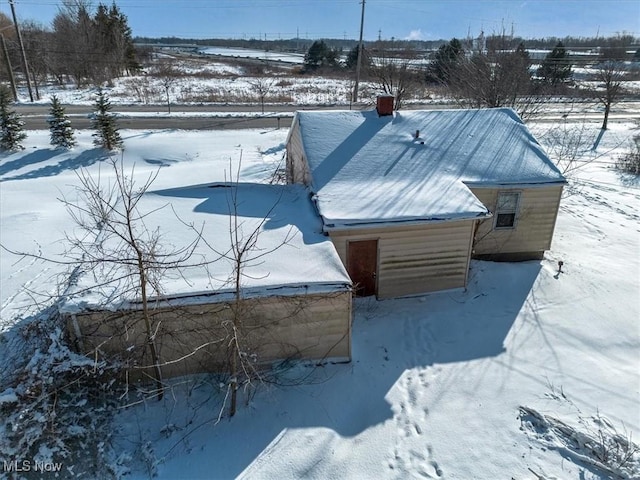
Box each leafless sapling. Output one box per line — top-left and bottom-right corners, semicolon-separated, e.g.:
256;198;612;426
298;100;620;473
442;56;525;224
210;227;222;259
248;76;276;114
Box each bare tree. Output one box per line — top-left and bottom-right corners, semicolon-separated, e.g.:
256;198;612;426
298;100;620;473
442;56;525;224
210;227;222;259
530;118;628;206
63;161;151;394
541;120;593;175
177;158;298;418
368;45;421;110
589;60;627;130
49;1;138;87
0;12;16;90
55;159;203;398
248;76;276;114
18;21;48;99
50;1;95;87
616;133;640;175
220;161;294;416
151;60;182;113
584;34;634;130
447;32;543;118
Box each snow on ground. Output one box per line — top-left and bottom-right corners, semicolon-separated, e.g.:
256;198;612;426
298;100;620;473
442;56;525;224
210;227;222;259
200;47;306;64
29;73;370;107
0;119;638;479
19;51;640;110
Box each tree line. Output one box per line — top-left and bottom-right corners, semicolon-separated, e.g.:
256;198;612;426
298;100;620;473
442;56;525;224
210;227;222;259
299;32;636;129
0;1;139;97
423;33;635;128
136;33;637;55
0;84;121;151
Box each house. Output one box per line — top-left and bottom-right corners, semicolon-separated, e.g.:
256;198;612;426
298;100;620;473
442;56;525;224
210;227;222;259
61;183;352;380
286;97;566;298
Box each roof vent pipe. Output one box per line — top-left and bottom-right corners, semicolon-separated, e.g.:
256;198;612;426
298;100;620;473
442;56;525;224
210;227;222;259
415;129;420;139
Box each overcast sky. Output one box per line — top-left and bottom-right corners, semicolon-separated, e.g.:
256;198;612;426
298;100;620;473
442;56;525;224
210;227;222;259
2;0;638;40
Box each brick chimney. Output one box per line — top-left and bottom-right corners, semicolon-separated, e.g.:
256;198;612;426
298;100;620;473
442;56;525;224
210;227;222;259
376;95;394;116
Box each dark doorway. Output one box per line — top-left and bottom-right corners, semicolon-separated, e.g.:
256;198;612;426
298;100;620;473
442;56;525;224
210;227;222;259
347;240;378;297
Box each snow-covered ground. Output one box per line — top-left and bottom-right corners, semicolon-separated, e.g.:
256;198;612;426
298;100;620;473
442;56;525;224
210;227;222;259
199;47;306;64
26;58;375;107
0;117;638;479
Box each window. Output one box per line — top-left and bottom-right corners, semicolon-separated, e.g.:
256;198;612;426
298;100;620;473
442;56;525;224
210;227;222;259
494;191;520;229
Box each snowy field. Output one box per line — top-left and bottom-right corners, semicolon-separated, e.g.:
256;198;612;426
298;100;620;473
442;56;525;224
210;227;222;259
14;50;639;119
25;57;373;107
0;118;638;479
200;47;306;64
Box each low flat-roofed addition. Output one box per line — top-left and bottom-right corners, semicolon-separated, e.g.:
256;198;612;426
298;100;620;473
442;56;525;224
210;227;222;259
61;183;354;377
60;183;351;313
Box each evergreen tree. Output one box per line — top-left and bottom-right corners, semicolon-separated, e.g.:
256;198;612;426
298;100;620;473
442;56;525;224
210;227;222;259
428;38;464;84
538;41;572;87
304;40;339;70
345;45;370;70
0;86;26;151
93;3;140;80
51;2;139;86
48;95;76;149
92;87;122;151
109;3;141;75
345;45;359;69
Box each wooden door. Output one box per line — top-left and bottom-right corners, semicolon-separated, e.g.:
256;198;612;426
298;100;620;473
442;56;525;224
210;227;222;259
347;240;378;297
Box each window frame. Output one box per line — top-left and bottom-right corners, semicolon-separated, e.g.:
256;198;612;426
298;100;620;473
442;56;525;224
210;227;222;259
493;191;521;230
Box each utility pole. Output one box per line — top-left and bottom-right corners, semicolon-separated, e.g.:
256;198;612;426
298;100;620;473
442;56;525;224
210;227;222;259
353;0;366;104
0;33;18;101
9;0;34;102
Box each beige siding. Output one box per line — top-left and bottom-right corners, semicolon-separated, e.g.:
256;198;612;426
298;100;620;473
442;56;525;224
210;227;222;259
471;185;563;256
330;220;475;298
286;119;312;185
67;291;351;381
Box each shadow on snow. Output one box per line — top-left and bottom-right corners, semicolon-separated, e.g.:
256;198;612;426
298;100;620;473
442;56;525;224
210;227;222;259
132;260;541;479
1;148;111;181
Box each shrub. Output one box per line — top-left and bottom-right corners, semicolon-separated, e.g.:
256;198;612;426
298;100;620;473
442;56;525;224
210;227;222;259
0;310;121;478
616;135;640;175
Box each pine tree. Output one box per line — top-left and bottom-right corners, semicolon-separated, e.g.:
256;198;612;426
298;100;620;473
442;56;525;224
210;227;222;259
110;3;140;75
428;38;464;84
0;86;26;151
538;41;572;87
92;87;122;151
345;45;370;70
304;40;339;70
48;95;76;149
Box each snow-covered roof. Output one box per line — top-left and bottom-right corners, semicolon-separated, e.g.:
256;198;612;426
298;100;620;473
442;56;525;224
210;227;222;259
295;107;565;230
60;183;351;313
